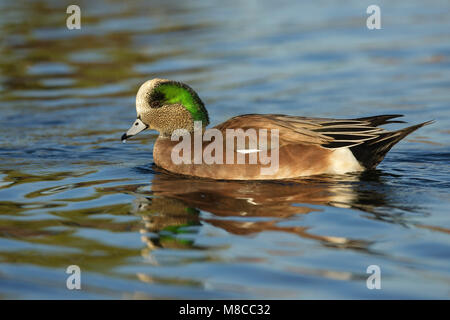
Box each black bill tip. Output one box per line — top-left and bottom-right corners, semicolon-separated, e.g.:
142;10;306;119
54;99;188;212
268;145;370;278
121;133;129;141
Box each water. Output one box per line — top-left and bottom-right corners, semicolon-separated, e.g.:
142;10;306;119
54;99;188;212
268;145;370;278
0;0;449;299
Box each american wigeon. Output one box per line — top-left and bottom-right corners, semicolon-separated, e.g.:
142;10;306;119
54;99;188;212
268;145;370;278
122;78;432;180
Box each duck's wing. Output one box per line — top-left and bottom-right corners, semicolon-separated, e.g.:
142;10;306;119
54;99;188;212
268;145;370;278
214;113;432;169
214;113;397;149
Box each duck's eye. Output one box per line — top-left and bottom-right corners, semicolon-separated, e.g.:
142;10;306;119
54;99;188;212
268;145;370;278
135;122;139;126
150;91;165;101
149;90;164;108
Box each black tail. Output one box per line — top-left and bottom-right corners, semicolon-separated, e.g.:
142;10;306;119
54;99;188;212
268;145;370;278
355;114;406;126
350;120;433;169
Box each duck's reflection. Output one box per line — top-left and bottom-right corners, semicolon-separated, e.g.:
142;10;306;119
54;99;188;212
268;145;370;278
131;168;387;256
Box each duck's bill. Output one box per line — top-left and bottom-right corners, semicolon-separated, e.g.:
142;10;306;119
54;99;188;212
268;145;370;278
121;118;148;141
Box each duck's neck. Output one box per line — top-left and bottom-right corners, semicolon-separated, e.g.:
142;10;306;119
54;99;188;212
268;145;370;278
145;104;209;139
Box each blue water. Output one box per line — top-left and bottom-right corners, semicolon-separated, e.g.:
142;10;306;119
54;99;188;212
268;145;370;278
0;0;449;299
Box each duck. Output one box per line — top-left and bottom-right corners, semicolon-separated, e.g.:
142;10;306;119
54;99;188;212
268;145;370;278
121;78;432;180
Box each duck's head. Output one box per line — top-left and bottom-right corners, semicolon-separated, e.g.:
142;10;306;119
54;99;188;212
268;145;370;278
121;78;209;141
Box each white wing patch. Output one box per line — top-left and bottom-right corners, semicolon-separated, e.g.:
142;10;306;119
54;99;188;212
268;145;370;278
236;149;261;154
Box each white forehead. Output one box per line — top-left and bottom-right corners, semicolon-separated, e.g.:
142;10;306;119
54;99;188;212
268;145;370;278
135;78;168;114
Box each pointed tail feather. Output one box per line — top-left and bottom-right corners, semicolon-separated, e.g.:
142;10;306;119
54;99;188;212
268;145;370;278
355;114;406;126
350;120;434;169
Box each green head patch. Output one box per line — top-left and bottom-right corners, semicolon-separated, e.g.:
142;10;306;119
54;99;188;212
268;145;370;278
149;81;209;126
